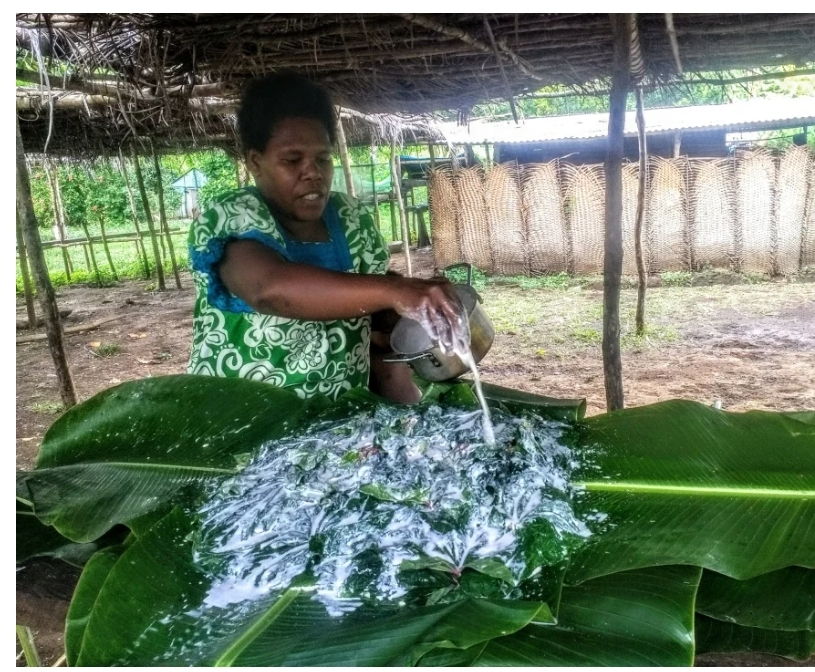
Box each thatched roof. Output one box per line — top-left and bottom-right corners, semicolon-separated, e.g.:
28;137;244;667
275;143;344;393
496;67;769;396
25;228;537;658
16;13;815;156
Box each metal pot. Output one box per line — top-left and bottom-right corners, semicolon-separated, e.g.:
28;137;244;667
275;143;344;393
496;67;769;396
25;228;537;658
384;282;495;382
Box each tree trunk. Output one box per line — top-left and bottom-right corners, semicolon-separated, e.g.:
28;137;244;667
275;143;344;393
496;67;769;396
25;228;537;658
602;14;630;412
94;209;119;281
391;136;412;276
336;113;356;198
16;212;37;332
118;150;151;278
16;117;77;408
151;145;182;289
634;86;648;336
132;147;166;291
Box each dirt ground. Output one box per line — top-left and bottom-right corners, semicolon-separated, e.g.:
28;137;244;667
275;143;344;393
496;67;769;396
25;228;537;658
16;249;815;468
15;249;815;666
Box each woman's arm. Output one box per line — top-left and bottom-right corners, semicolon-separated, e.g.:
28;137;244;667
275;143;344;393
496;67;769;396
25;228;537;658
218;239;465;350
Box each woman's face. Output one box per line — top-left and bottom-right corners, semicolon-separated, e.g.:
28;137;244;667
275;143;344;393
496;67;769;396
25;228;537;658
247;117;334;226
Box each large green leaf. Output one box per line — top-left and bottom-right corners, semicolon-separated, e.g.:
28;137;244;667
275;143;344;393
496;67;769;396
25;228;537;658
69;502;553;666
480;381;587;422
695;614;815;662
471;565;701;666
74;507;209;666
565;401;815;583
696;567;815;632
16;499;126;566
65;545;127;665
20;375;328;541
21;378;815;666
232;596;552;667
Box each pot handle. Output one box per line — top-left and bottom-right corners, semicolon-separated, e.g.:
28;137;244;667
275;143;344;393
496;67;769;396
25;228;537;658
443;262;473;287
382;352;433;364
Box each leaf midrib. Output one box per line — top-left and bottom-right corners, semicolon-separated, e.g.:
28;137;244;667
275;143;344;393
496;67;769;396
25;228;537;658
39;461;236;475
580;481;815;498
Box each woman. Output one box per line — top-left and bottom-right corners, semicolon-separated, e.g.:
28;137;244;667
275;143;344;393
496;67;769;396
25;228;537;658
187;73;464;403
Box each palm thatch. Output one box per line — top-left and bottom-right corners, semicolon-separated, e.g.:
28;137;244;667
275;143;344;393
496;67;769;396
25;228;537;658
15;13;815;157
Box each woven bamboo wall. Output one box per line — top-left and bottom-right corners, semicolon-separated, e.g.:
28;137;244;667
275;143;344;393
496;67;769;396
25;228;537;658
648;157;690;272
736;150;775;274
427;148;814;276
486;162;527;275
804;160;815;269
775;146;809;274
523;162;569;274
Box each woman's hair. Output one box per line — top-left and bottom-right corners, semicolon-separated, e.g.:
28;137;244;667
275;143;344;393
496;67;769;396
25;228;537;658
237;72;337;153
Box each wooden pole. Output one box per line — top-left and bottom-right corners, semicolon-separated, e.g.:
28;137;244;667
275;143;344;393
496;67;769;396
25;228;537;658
391;136;412;276
16;212;37;332
634;86;648;336
119;150;151;278
336;112;356;198
93;208;119;281
369;146;381;231
82;242;91;273
132;146;166;290
602;14;630;412
428;143;436;169
69;179;103;286
151;145;182;289
44;160;72;279
16;117;77;408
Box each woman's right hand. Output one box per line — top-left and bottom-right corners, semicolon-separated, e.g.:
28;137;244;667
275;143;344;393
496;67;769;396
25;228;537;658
387;276;470;355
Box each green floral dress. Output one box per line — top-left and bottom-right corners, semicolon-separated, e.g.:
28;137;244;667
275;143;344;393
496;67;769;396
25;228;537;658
187;187;389;400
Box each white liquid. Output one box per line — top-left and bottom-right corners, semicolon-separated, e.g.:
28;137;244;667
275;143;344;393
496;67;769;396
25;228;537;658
409;299;495;444
458;349;495;445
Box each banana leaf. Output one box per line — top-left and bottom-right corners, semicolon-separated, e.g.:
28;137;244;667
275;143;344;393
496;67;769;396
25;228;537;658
18;376;815;666
16;498;128;566
20;376;329;542
68;506;552;666
564;401;815;583
468;565;701;667
695;614;815;662
696;567;815;632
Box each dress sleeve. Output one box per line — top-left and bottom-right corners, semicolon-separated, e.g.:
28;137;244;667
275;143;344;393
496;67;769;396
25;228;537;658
187;188;289;313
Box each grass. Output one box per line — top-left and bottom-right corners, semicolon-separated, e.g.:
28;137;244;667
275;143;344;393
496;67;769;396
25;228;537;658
92;342;121;357
16;221;190;293
29;400;65;415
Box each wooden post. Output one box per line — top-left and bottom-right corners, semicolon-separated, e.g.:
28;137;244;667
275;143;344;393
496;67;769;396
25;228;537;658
336;112;356;198
428;143;436;169
93;208;119;281
44;160;72;280
16;118;77;408
388;146;398;241
369;146;381;231
69;180;103;286
119;150;151;278
82;243;91;273
634;86;648;336
602;14;631;412
16;212;37;331
391;136;412;276
132;146;166;290
673;132;682;159
151;145;182;289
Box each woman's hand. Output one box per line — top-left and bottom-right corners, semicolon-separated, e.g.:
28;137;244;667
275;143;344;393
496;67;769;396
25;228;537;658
386;276;469;355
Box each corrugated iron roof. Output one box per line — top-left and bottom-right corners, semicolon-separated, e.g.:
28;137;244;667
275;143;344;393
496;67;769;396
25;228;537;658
437;97;815;145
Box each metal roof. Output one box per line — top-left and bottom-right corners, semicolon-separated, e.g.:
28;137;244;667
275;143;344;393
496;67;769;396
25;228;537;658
437;97;815;145
170;168;207;190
